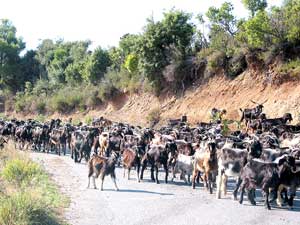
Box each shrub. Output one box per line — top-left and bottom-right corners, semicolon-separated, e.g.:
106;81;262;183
226;51;247;78
0;192;62;225
51;95;70;113
34;100;46;114
207;51;226;74
84;116;93;125
1;159;43;187
14;93;27;113
98;82;120;101
279;58;300;77
146;108;161;127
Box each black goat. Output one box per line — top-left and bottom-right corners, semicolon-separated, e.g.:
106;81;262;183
240;100;266;127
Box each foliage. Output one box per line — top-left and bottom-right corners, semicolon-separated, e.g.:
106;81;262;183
284;0;300;43
2;2;300;112
83;47;111;84
137;9;195;92
278;58;300;77
84;115;93;125
207;51;226;74
226;51;247;78
242;0;267;17
240;10;272;48
1;159;43;187
206;2;237;55
124;54;138;74
206;2;236;36
0;19;25;91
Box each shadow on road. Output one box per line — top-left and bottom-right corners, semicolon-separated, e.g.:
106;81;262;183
105;189;174;196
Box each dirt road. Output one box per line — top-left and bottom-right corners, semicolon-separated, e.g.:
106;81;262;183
30;152;299;225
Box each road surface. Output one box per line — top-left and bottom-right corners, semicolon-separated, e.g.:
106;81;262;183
30;152;300;225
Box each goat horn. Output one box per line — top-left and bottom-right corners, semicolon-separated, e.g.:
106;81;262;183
250;100;259;104
261;99;268;104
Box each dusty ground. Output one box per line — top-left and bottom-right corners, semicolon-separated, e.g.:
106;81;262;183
31;152;300;225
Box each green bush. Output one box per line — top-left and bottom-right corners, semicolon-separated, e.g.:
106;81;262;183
279;58;300;77
1;159;43;186
34;100;46;114
98;82;120;101
0;192;62;225
207;51;226;74
84;116;93;125
51;95;70;113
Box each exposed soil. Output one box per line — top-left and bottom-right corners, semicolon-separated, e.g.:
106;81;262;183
9;69;300;127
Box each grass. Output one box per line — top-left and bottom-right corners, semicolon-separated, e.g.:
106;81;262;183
0;142;69;225
279;58;300;77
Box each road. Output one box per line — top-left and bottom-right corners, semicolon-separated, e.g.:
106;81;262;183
30;152;300;225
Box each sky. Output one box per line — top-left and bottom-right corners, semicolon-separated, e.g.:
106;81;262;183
0;0;283;51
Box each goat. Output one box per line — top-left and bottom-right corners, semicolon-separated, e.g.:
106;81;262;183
240;100;267;127
171;153;194;184
192;141;218;193
87;151;119;191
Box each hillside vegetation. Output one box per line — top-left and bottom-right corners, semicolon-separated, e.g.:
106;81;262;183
1;0;300;123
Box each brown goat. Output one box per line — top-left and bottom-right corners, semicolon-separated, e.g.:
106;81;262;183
87;152;119;191
192;142;218;193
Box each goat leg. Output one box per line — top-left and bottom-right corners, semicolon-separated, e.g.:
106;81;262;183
87;177;90;189
128;168;131;180
216;173;222;199
233;177;242;201
164;164;168;184
100;175;104;191
93;176;97;189
239;183;246;205
247;189;256;205
155;165;159;184
111;173;119;191
136;163;141;182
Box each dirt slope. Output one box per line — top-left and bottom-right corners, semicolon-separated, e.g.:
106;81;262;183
57;69;300;126
11;69;300;126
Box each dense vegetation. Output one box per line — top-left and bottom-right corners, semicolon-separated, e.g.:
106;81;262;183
1;0;300;115
0;143;69;225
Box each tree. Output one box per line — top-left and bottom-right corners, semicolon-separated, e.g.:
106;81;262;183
35;39;56;80
242;0;267;17
0;19;25;91
206;2;237;55
137;9;195;91
21;50;41;83
83;47;111;84
283;0;300;43
48;47;70;84
206;2;236;36
119;34;140;58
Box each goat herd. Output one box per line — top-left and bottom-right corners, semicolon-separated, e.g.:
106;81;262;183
1;101;300;211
